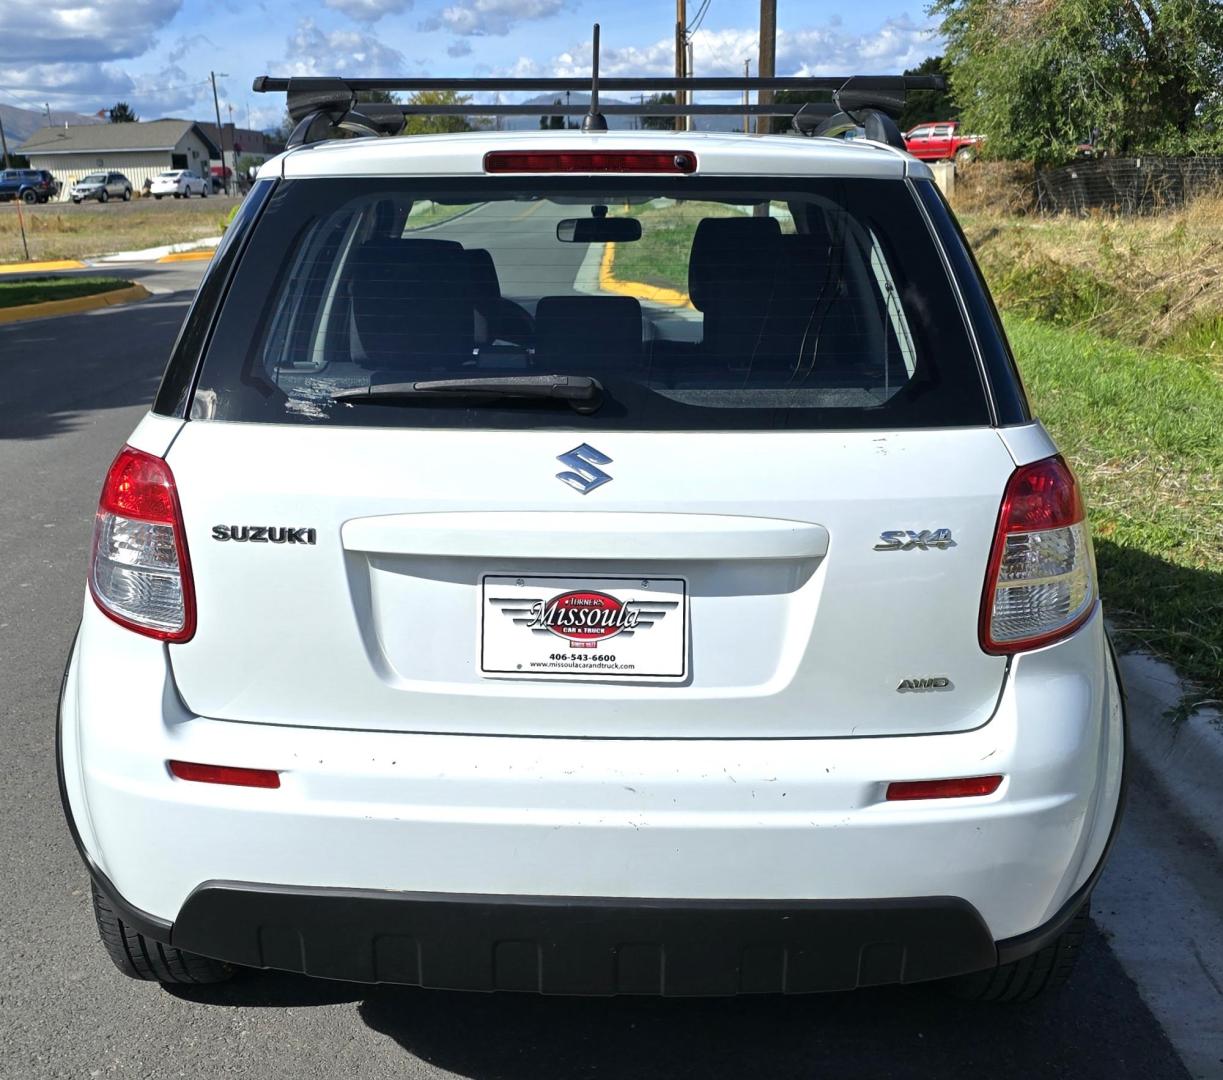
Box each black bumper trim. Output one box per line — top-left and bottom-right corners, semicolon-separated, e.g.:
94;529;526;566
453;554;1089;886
170;882;998;995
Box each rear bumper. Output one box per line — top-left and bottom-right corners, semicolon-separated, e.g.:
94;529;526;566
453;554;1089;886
60;600;1125;993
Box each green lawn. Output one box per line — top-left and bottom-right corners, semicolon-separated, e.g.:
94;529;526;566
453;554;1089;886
0;276;134;309
1007;318;1222;696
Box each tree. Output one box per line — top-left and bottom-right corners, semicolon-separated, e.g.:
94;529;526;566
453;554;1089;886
896;56;959;132
932;0;1223;164
109;102;138;123
640;92;677;130
401;89;472;135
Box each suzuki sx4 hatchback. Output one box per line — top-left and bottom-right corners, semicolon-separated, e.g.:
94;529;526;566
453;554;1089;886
59;127;1125;1002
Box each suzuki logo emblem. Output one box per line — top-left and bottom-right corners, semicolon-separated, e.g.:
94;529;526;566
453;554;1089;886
556;444;613;495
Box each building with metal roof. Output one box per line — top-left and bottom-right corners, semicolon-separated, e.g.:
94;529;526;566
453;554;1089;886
16;120;220;201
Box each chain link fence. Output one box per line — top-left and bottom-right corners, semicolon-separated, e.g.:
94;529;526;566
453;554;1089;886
1036;156;1223;215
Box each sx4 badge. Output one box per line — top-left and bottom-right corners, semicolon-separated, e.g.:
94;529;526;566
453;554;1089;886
482;576;687;680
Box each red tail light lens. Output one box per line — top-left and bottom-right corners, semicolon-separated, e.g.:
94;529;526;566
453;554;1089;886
169;761;280;788
483;150;697;174
90;446;196;642
980;455;1096;654
886;775;1003;801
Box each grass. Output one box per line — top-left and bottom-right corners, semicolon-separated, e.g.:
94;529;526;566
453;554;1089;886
0;276;134;308
1006;317;1223;696
404;200;482;231
0;199;234;263
958;188;1223;363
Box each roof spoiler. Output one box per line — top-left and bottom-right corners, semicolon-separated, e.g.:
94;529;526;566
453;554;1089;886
254;24;944;149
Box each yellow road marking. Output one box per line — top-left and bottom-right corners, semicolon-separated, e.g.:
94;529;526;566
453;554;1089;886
598;243;693;308
0;283;151;325
157;250;214;263
0;259;88;275
511;200;546;222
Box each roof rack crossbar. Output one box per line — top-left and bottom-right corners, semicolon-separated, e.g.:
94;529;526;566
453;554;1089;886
257;24;944;148
252;75;944;94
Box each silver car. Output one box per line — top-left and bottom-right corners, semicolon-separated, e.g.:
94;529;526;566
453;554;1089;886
71;172;133;204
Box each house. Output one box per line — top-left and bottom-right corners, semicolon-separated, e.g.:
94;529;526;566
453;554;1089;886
191;122;283;187
16;120;220;200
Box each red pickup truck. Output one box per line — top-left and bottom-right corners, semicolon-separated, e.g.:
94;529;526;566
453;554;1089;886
903;121;982;164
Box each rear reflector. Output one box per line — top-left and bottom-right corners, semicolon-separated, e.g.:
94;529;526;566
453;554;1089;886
169;761;281;789
886;775;1003;801
980;455;1096;654
484;150;697;174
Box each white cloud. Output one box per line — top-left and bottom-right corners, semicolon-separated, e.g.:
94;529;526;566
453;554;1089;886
0;0;181;64
422;0;566;37
323;0;412;24
547;17;940;80
284;18;406;76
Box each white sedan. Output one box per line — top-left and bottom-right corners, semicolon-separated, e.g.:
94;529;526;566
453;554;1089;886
149;169;208;199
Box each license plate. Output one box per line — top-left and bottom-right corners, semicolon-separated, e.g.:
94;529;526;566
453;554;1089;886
480;575;687;680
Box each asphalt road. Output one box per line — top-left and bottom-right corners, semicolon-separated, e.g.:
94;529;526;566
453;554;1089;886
0;263;1215;1079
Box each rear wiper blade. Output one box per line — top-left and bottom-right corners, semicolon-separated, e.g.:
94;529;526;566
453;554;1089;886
333;374;603;414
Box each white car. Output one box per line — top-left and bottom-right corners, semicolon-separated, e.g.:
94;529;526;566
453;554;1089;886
149;169;208;199
59;71;1125;1002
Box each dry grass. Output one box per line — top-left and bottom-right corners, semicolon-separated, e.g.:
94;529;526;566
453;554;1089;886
957;188;1223;363
0;197;239;263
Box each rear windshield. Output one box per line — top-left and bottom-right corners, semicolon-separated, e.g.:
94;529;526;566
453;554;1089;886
193;176;989;431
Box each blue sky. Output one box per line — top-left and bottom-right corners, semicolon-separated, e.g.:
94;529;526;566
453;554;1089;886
0;0;942;131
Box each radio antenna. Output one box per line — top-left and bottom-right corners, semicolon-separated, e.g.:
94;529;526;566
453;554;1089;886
582;24;609;132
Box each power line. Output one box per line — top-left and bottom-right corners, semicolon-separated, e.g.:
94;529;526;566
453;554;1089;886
687;0;713;36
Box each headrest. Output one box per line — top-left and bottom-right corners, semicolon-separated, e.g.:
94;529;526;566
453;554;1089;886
350;238;473;368
465;249;502;303
534;295;642;363
687;216;782;312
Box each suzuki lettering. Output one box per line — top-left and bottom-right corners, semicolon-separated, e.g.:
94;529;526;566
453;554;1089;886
555;444;613;494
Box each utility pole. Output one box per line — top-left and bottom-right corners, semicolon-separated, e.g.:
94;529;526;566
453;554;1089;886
674;0;686;132
756;0;776;138
0;109;10;169
210;71;229;196
743;58;751;134
44;102;52;127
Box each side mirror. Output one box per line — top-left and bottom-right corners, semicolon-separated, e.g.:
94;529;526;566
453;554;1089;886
556;217;642;243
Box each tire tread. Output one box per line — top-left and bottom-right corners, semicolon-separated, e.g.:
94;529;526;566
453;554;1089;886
949;903;1089;1003
91;882;234;985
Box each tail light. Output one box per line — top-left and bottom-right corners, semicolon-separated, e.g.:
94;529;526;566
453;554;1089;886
980;455;1096;654
89;446;195;641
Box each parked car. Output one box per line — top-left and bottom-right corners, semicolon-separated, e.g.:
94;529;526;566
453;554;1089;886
904;121;983;165
149;169;209;199
70;171;133;204
0;168;59;203
61;74;1124;1003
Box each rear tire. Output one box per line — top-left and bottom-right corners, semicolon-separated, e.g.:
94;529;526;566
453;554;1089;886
955;146;976;167
21;189;37;204
99;190;108;203
948;902;1089;1002
91;882;235;985
123;188;132;201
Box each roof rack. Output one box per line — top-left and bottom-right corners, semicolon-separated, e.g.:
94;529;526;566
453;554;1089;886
254;23;944;150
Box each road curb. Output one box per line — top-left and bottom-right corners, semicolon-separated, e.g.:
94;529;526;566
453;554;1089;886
0;283;151;325
599;242;693;308
1117;650;1223;849
98;236;222;263
0;259;88;275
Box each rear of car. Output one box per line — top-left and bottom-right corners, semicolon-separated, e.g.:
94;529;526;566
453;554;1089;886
150;170;204;198
60;131;1124;999
0;167;54;203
